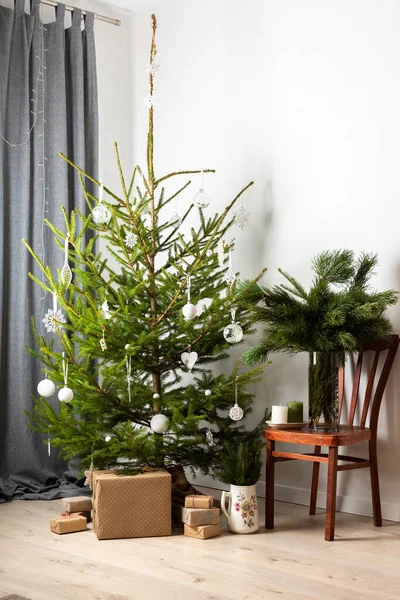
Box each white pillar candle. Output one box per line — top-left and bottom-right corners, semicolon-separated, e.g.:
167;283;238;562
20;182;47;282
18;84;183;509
271;405;288;424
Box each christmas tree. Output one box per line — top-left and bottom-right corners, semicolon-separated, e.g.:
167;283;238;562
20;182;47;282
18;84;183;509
23;15;268;476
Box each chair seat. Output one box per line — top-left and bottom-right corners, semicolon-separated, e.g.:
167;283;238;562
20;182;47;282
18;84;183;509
263;424;372;447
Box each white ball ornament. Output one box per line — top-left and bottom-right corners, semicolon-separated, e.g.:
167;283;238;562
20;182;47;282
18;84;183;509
105;435;112;442
182;302;197;320
37;378;56;397
153;393;160;400
58;386;74;403
92;203;111;225
204;389;212;397
150;414;169;434
193;189;210;208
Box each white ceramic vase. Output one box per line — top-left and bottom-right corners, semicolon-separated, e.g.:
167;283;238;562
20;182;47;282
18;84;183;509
221;484;259;534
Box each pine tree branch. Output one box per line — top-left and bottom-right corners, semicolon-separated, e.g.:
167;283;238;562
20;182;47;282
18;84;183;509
59;153;124;205
155;169;215;187
154;182;254;326
114;142;129;201
127;166;138;199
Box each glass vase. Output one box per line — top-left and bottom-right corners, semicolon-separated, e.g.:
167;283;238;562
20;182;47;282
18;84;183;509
308;351;341;431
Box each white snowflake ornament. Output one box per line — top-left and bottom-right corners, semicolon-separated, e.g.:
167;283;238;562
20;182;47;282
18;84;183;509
124;230;137;249
146;62;160;75
234;206;250;230
143;94;157;108
42;308;66;333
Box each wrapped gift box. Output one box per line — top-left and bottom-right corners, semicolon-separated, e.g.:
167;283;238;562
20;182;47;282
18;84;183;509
50;514;87;535
181;507;220;527
61;496;92;513
184;523;220;540
92;470;171;540
184;494;214;509
61;510;92;523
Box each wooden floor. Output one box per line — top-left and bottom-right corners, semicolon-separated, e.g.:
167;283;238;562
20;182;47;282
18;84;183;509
0;488;399;600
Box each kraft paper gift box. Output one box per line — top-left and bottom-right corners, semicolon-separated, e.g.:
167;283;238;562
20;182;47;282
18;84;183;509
92;469;172;540
184;494;214;509
181;507;220;527
50;513;87;535
184;523;220;540
61;510;92;523
61;496;92;513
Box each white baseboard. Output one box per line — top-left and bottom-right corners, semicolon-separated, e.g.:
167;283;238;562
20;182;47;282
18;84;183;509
193;475;400;523
259;481;400;523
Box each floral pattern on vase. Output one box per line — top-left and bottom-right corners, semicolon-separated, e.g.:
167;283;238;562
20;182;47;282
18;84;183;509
234;491;258;529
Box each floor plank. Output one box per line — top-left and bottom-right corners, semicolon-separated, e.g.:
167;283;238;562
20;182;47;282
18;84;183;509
0;488;399;600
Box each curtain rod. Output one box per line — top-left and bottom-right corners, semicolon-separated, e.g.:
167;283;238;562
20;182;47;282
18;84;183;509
40;0;121;26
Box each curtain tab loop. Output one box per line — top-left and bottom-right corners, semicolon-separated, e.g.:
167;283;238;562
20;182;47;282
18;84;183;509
56;3;66;23
84;11;95;30
72;8;82;28
15;0;25;11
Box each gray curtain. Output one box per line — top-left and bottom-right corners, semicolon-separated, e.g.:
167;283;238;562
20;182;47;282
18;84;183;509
0;0;98;501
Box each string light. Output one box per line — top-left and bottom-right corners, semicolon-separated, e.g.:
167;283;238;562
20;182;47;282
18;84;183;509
1;4;49;300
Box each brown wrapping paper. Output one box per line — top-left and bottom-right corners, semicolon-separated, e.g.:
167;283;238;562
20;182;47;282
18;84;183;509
61;510;92;523
184;523;220;539
184;494;214;509
92;470;171;540
61;496;92;513
50;514;87;535
181;507;220;527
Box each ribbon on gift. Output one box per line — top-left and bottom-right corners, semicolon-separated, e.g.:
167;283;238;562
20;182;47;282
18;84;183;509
52;515;78;533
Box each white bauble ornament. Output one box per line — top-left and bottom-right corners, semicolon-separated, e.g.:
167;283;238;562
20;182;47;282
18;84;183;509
150;414;169;434
105;435;112;442
182;302;197;320
58;386;74;403
37;378;55;397
193;189;210;208
229;404;244;421
223;322;243;344
169;213;182;228
204;389;212;397
153;393;160;400
92;204;111;225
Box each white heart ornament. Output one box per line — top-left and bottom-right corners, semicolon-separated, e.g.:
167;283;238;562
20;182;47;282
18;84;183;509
181;351;198;372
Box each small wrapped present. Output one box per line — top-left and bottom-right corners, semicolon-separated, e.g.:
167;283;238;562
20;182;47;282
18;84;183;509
184;494;214;509
92;469;171;540
181;507;220;527
184;523;220;540
50;513;87;535
61;496;92;513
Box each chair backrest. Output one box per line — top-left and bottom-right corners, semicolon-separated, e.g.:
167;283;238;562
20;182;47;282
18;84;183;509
338;334;399;431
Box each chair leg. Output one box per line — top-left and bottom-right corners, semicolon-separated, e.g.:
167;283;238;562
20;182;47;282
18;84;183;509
265;439;275;530
309;445;321;515
325;446;338;541
369;436;382;527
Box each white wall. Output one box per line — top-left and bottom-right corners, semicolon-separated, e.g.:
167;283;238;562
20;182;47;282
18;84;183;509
124;0;400;522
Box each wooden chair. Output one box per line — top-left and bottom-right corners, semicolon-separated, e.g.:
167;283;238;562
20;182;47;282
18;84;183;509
263;334;399;541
